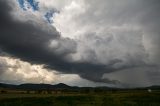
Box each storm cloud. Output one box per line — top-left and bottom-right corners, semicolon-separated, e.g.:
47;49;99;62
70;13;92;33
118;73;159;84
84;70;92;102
0;0;160;87
0;0;119;84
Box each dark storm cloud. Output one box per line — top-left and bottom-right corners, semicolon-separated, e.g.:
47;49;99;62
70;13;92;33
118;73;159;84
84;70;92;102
0;0;160;86
0;0;121;84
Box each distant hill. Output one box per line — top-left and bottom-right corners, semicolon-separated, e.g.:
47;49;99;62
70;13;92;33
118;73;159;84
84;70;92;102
0;83;71;90
0;83;160;90
0;83;17;89
146;85;160;90
19;83;71;90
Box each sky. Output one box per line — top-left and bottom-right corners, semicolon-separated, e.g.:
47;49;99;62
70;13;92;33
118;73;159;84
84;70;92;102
0;0;160;87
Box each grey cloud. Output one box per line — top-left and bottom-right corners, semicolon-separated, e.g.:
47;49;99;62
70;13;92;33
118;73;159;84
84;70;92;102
60;0;160;86
104;66;160;87
74;30;147;67
0;0;160;86
49;38;77;56
0;0;121;84
139;1;160;64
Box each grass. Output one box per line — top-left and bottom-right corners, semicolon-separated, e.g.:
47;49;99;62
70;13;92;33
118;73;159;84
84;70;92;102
0;91;160;106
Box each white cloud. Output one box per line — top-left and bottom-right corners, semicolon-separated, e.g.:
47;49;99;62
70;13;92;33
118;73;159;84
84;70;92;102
0;56;111;87
0;56;58;84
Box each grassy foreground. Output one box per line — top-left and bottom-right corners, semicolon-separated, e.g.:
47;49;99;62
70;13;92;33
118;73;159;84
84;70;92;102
0;91;160;106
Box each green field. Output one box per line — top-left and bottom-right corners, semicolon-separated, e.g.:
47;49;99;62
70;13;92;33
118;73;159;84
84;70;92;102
0;91;160;106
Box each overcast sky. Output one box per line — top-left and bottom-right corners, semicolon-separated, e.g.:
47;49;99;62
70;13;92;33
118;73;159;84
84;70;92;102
0;0;160;87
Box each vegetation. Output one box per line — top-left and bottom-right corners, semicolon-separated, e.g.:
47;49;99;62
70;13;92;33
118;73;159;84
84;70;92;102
0;90;160;106
0;83;160;106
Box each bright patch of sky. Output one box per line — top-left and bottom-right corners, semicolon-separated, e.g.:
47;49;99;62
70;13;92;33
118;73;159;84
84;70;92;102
17;0;39;11
45;11;56;24
17;0;58;24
